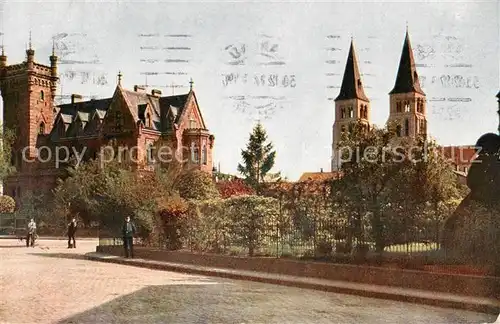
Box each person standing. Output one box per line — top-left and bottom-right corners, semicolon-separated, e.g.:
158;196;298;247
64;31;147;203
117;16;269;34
26;218;36;248
122;216;136;258
67;217;77;248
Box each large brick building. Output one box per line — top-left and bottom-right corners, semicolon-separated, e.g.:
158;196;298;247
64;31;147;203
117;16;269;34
0;42;214;201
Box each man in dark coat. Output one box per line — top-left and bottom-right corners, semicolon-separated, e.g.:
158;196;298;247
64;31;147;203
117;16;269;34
67;217;77;248
122;216;136;258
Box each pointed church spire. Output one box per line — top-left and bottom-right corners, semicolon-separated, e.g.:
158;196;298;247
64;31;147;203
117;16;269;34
389;29;425;95
334;38;369;102
29;30;32;50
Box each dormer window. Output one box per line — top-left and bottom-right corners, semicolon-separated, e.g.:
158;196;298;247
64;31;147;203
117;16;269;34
189;117;196;129
146;113;152;128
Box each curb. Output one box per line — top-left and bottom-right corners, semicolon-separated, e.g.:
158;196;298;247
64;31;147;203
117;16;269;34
85;252;500;315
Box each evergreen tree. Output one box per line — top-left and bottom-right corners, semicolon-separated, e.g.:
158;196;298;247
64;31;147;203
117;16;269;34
237;123;277;192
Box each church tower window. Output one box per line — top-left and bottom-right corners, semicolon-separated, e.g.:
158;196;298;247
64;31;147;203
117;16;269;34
348;106;353;118
202;145;207;165
396;102;402;113
404;101;410;112
340;107;346;119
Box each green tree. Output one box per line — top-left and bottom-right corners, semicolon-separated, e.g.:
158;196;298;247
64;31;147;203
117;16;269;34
0;126;16;180
237;123;278;193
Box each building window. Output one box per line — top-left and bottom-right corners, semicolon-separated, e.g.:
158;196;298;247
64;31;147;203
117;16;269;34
189;117;196;129
348;106;353;118
114;111;123;132
146;143;154;164
404;118;409;136
40;90;44;101
396;102;402;113
404;101;410;112
146;113;152;128
39;122;45;135
191;142;199;163
340;107;346;119
202;145;207;165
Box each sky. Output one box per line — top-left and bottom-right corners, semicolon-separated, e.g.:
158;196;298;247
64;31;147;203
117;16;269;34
0;0;498;180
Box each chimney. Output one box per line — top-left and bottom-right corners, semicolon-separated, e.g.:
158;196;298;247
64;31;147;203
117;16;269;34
151;89;162;97
71;94;83;104
134;85;146;93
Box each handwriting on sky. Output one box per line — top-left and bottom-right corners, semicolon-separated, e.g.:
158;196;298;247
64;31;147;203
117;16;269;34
137;33;192;94
415;34;478;120
221;35;296;121
53;32;109;104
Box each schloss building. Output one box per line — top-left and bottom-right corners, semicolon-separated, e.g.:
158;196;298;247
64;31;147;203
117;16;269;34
0;41;215;202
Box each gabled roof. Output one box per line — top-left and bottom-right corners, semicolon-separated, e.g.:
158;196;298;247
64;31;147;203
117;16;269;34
389;31;425;96
50;86;195;140
335;39;369;102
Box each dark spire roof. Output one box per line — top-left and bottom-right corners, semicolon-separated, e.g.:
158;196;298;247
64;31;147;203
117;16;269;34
389;30;425;95
335;39;369;102
496;90;500;99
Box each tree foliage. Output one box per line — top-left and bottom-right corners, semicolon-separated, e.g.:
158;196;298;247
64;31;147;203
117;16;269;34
176;169;219;201
237;123;278;192
0;195;15;213
332;121;464;253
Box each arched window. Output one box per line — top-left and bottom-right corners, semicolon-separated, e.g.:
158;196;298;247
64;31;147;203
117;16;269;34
396;124;402;137
340;107;346;119
39;122;45;135
404;118;410;136
348;106;353;118
40;90;44;101
396;102;402;113
202;145;207;165
404;101;410;112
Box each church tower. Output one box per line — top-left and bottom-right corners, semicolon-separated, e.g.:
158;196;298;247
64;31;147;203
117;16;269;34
387;29;427;140
332;39;370;171
0;35;58;170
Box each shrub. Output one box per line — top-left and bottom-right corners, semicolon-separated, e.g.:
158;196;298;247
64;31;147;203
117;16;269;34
0;195;15;213
315;240;332;258
176;170;219;201
156;195;189;250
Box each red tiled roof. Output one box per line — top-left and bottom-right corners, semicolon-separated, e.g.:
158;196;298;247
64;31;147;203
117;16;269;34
298;171;342;182
441;146;477;166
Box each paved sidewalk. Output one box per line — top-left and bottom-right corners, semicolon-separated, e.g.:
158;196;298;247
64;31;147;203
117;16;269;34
86;252;500;315
0;235;98;240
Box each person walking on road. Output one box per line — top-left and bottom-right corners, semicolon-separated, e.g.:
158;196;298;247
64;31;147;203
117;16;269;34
26;218;36;248
67;217;77;248
122;216;136;258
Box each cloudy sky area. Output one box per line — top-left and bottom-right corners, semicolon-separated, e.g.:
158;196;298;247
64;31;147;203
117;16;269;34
0;0;498;180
